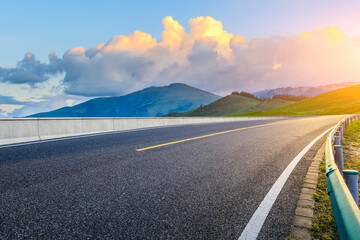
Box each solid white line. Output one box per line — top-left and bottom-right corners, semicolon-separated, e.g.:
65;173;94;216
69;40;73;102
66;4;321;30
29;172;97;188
238;127;332;240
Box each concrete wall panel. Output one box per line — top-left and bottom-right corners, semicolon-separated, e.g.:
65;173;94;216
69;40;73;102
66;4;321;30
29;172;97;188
0;117;285;146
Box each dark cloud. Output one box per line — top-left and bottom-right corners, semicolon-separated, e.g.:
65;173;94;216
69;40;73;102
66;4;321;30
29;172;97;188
0;51;63;86
0;95;26;105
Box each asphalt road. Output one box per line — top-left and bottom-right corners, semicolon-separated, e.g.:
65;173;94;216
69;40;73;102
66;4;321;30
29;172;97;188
0;116;344;239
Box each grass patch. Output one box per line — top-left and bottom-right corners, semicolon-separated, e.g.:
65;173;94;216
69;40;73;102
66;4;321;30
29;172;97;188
311;156;339;240
342;120;360;203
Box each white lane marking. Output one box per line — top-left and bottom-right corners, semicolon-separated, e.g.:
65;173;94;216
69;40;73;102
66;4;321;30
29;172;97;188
0;120;281;149
238;127;332;240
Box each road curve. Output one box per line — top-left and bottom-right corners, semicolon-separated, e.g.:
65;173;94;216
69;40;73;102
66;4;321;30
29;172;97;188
0;116;344;239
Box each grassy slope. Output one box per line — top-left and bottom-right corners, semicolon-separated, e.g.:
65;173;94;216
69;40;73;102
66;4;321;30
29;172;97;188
230;84;360;116
166;95;291;117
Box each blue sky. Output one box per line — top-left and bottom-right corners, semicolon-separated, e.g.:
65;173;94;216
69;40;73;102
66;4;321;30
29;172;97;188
1;0;360;117
2;0;360;66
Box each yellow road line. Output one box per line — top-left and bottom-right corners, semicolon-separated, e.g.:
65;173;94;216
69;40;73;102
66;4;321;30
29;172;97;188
136;121;281;152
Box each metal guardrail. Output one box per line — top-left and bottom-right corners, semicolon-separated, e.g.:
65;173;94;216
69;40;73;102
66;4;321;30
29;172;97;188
325;115;360;240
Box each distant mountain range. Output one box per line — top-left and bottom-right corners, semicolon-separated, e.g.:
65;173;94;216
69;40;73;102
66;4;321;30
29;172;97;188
231;84;360;116
253;82;360;98
29;83;220;117
166;95;291;117
29;81;360;118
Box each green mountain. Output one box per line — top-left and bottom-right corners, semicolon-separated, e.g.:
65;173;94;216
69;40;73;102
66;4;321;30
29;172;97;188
29;83;220;117
230;84;360;116
166;94;292;117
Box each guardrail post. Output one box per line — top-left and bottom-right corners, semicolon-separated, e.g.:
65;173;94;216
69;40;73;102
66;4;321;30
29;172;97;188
334;135;341;145
340;125;344;144
334;145;344;176
336;130;340;137
343;170;359;206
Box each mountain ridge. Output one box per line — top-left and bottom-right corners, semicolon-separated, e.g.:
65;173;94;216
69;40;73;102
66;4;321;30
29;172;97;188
29;83;220;117
253;82;359;98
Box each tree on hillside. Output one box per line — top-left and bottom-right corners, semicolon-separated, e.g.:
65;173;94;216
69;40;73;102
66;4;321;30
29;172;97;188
231;91;270;102
272;94;308;101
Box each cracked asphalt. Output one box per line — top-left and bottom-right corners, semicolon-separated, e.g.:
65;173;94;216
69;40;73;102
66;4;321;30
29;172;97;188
0;116;343;239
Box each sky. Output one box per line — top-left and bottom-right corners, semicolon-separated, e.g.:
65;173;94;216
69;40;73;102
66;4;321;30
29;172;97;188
1;0;360;117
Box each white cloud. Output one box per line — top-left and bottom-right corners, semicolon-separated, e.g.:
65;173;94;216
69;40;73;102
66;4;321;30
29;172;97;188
65;99;75;106
0;104;24;116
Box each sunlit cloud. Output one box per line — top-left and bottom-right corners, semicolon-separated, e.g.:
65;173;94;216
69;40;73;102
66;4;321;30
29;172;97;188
273;63;282;70
1;16;360;117
58;19;360;96
66;99;75;106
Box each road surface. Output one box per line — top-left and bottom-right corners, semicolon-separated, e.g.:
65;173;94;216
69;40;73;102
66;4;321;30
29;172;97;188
0;116;344;239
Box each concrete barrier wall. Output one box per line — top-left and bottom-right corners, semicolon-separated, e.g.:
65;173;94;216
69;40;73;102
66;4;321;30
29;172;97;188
0;117;284;146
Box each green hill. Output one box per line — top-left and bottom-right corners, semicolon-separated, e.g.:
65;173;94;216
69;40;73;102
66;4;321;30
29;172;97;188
230;84;360;116
166;94;291;117
29;83;220;117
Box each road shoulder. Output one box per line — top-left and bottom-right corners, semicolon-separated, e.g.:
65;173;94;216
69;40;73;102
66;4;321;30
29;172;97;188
290;142;325;239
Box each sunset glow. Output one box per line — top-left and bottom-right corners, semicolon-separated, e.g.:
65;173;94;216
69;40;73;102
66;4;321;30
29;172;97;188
1;1;360;117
